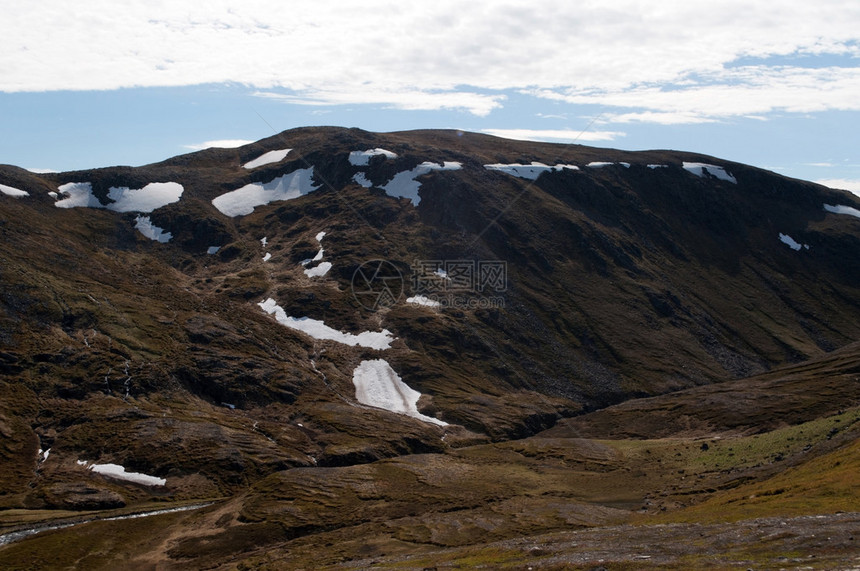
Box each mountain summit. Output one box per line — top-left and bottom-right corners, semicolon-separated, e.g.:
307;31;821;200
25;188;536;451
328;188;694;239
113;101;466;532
1;127;859;568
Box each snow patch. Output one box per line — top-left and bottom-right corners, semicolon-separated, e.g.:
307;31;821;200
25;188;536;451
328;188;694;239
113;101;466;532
207;246;221;255
779;233;809;251
243;149;291;169
349;148;398;166
352;172;373;188
261;236;268;247
55;182;104;209
682;162;737;184
0;183;29;197
304;261;331;277
55;181;183;211
824;203;860;220
407;295;440;307
262;252;272;262
211;168;320;216
86;463;166;486
259;298;394;350
352;359;447;425
586;161;613;168
302;231;330;277
484;162;579;181
382;162;462;205
38;448;50;463
134;216;172;243
648;164;668;169
106;182;183;213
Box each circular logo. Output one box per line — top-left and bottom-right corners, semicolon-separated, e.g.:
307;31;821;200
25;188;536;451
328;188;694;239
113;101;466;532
351;259;404;311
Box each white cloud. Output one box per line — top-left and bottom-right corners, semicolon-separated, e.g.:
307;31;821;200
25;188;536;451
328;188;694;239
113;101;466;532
481;128;625;143
816;179;860;198
1;1;859;120
184;139;254;150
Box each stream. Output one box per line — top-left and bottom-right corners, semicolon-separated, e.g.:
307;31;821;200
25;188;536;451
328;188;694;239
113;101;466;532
0;503;212;547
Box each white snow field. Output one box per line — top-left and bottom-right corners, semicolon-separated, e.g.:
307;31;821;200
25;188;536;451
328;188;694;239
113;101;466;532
258;298;394;349
352;172;373;188
779;233;809;251
212;168;320;216
54;181;184;212
243;149;291;169
348;148;398;166
824;203;860;220
302;231;331;277
406;295;441;307
382;161;462;205
682;162;737;184
484;162;579;180
351;359;447;425
54;182;104;209
105;182;184;213
80;462;166;486
0;183;29;197
134;216;172;243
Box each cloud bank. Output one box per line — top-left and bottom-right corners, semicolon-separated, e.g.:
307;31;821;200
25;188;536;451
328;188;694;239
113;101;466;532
3;1;859;121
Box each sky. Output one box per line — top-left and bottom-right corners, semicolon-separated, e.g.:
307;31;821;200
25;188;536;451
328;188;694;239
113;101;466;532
2;1;860;196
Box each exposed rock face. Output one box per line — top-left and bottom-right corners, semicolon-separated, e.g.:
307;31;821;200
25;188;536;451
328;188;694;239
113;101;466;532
45;482;126;510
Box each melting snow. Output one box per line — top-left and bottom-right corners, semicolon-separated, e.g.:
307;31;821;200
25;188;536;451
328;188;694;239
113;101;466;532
134;216;172;243
648;164;668;169
382;161;462;205
207;246;221;255
682;162;737;184
484;162;579;181
0;183;28;197
349;148;398;166
259;298;394;349
779;233;809;251
261;237;268;247
262;252;272;262
352;360;447;425
352;172;373;188
38;448;50;463
586;162;613;168
304;261;331;277
243;149;291;169
55;181;183;211
105;182;183;213
211;168;320;216
302;231;330;277
407;295;440;307
85;462;166;486
824;203;860;220
55;182;104;209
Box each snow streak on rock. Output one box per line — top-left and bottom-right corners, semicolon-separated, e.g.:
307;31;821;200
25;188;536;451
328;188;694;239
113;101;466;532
243;149;291;169
352;359;447;425
212;168;319;216
258;298;394;350
682;162;737;184
484;162;579;180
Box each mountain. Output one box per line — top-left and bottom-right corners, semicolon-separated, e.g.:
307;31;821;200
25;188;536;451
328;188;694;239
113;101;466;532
1;127;858;568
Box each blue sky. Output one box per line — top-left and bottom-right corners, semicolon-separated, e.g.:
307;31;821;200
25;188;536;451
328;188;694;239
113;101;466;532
2;1;859;196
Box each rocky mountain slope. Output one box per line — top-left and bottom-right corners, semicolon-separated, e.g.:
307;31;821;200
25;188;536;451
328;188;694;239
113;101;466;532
1;127;859;568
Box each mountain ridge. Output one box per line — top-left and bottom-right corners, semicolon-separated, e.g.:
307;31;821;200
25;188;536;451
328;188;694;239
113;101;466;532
1;126;859;568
